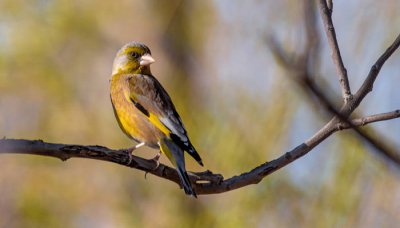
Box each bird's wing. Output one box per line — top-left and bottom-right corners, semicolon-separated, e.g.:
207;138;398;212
127;74;187;140
127;74;203;165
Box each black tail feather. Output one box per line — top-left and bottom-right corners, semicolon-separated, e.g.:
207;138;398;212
170;134;203;166
177;166;197;198
161;137;198;197
187;145;203;167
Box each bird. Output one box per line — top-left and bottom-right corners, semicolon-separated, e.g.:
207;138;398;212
110;42;203;197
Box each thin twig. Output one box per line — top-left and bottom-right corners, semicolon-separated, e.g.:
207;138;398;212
318;0;352;102
352;33;400;109
291;48;400;167
269;6;400;168
338;110;400;129
299;54;400;166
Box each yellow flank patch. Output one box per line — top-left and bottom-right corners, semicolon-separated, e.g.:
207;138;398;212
148;113;171;136
115;107;139;139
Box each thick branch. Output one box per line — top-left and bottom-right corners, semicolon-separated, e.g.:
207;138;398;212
318;0;352;101
1;105;399;196
0;139;223;192
2;33;400;194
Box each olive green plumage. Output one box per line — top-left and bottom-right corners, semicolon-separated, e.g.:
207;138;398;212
110;42;203;197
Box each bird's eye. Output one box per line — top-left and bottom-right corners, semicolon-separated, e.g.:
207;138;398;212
130;52;139;58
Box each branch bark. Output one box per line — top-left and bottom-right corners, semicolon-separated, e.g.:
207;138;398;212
268;2;400;168
338;110;400;129
270;33;400;167
352;34;400;109
1;99;399;197
318;0;352;102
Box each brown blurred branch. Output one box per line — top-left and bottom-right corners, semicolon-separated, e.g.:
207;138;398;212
318;0;352;102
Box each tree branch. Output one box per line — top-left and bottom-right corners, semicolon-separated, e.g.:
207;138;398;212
1;103;399;197
272;41;400;167
352;33;400;109
337;110;400;129
318;0;352;102
300;61;400;167
332;33;400;121
0;139;224;193
268;3;400;168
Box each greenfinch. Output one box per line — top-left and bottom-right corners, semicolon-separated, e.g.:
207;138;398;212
110;42;203;197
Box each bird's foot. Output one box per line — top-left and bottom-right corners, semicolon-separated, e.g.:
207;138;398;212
124;142;146;165
144;151;161;179
125;152;133;166
151;151;161;170
122;147;135;165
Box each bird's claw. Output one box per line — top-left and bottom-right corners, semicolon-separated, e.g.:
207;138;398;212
151;151;161;170
125;149;134;165
124;143;143;165
144;152;162;179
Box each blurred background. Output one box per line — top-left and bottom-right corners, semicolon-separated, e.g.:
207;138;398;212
1;0;400;227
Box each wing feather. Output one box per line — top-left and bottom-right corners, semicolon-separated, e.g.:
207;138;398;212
127;74;203;165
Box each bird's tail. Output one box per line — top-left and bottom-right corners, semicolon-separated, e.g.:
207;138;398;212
159;137;197;198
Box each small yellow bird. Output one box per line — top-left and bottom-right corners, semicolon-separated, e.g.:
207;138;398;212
110;42;203;197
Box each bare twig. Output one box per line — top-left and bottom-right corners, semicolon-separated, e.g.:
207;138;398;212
271;38;400;167
300;54;400;167
304;69;400;166
338;110;400;129
318;0;352;102
352;34;400;110
269;3;400;168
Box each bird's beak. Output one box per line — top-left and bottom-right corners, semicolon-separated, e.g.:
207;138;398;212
139;54;155;66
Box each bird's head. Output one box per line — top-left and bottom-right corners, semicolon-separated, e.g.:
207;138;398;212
112;42;155;75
